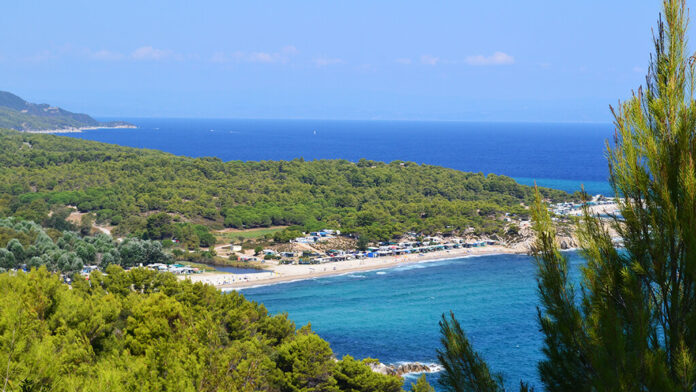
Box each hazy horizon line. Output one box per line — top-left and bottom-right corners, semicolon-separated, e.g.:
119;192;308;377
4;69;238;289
95;115;614;125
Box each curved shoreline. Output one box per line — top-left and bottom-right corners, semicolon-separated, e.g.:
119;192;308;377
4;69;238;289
233;252;517;291
181;245;527;291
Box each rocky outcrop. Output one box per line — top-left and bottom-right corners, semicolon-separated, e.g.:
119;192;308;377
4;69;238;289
504;223;580;252
368;362;442;377
557;235;578;249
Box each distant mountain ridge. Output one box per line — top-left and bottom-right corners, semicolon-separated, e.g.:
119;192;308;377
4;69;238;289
0;91;134;132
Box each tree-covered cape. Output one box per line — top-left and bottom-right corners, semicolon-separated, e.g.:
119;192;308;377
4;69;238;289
0;129;569;241
0;267;403;392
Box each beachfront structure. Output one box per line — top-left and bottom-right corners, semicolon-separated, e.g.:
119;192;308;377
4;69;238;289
144;263;199;275
294;236;316;244
292;229;340;244
550;195;617;216
80;265;99;277
298;238;498;264
169;266;196;274
280;228;502;265
148;263;169;271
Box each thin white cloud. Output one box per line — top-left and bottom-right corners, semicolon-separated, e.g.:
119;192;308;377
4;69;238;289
20;45;180;63
90;49;124;61
313;57;343;67
211;46;298;64
633;66;645;74
420;55;440;66
395;58;412;65
210;51;229;63
131;46;177;61
248;52;275;63
22;46;107;62
464;52;514;66
23;50;57;63
281;45;298;55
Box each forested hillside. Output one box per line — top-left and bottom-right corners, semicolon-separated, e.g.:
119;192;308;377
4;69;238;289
0;91;132;131
0;129;571;240
0;267;403;391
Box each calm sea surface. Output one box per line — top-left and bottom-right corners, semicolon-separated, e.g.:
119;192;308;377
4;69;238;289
76;118;614;195
68;119;601;390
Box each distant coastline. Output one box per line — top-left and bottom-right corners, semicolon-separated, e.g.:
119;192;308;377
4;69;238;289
24;124;137;134
0;91;137;133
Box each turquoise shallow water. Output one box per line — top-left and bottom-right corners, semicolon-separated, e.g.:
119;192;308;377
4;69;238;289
515;177;613;196
242;251;585;390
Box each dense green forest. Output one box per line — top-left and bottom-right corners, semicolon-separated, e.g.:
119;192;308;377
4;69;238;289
0;217;169;273
0;267;404;391
0;129;571;242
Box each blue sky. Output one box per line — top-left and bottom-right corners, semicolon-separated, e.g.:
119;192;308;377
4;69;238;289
0;1;663;121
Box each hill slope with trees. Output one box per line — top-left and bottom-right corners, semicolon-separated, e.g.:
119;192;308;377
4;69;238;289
0;91;132;131
0;129;572;242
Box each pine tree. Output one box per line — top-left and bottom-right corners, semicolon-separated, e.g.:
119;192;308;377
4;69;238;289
535;0;696;389
438;1;696;390
436;312;504;392
411;374;435;392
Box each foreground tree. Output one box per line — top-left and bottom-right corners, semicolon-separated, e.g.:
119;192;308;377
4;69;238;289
439;0;696;390
411;374;435;392
0;267;404;391
437;312;504;392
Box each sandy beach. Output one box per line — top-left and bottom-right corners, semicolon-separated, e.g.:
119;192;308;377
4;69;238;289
179;245;524;290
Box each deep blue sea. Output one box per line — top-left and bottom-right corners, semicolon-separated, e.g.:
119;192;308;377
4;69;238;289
67;119;603;390
74;118;614;195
